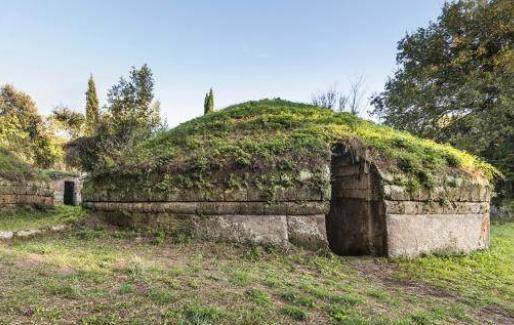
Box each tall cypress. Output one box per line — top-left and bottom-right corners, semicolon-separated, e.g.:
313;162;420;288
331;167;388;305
204;88;214;115
85;75;99;135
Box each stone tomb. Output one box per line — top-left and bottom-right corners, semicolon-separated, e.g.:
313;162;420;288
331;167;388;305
84;146;491;258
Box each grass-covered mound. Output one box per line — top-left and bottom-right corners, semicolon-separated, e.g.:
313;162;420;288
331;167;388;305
0;147;44;183
84;99;497;202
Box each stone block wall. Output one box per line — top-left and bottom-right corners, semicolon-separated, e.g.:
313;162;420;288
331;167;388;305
83;152;491;258
326;152;387;256
326;147;491;258
0;179;54;210
49;176;82;205
383;185;490;258
83;201;329;248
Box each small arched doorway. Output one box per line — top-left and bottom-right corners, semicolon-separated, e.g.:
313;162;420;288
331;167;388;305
326;144;387;256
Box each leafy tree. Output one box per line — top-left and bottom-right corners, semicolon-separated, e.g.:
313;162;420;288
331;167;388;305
84;75;99;136
107;64;162;135
52;105;85;139
204;88;214;115
0;85;59;167
372;0;514;198
66;64;163;171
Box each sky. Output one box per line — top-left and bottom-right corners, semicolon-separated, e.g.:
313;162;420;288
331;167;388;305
1;0;445;127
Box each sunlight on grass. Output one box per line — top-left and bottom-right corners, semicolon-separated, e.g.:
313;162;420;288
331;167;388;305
396;223;514;313
0;205;85;232
0;221;512;323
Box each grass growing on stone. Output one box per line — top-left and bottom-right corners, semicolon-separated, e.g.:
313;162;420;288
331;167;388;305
0;210;512;324
84;99;497;202
0;205;85;232
39;169;79;181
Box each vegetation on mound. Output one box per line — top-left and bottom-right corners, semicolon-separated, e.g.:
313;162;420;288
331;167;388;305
0;146;76;184
86;99;497;200
39;169;79;181
0;147;41;182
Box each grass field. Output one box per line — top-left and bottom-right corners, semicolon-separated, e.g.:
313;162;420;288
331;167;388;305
0;208;512;324
0;206;86;232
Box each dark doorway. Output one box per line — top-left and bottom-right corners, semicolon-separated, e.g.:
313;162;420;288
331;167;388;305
63;181;75;205
326;145;387;256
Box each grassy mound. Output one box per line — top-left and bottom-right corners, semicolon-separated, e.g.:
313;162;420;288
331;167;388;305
86;99;497;200
0;147;42;183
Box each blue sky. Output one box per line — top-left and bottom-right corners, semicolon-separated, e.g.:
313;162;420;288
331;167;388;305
1;0;445;126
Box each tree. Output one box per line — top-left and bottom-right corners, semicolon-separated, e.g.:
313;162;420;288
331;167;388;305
0;84;59;168
204;88;214;115
66;64;164;172
312;85;338;110
312;76;367;115
107;64;162;135
372;0;514;198
52;105;85;139
346;75;366;116
84;75;99;136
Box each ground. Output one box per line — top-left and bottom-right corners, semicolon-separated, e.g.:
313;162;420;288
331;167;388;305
0;207;512;324
0;206;84;232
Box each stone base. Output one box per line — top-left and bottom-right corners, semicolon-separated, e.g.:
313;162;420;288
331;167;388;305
192;215;288;246
386;213;489;258
92;207;328;249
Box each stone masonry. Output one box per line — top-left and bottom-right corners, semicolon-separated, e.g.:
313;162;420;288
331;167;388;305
83;149;491;258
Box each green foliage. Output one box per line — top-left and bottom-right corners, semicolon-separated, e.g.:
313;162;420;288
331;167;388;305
65;65;165;172
0;147;41;182
84;75;99;136
86;99;497;201
106;64;162;135
204;88;215;115
0;85;60;168
148;288;175;305
373;0;514;197
246;288;272;305
51;106;84;139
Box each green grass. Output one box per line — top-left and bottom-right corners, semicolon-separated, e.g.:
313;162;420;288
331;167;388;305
84;99;497;202
0;205;85;232
0;147;41;182
0;210;511;323
394;223;514;313
39;169;78;181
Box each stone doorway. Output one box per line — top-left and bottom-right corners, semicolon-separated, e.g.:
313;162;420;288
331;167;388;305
326;144;387;256
63;181;75;205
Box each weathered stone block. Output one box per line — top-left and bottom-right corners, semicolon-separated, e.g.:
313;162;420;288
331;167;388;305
386;212;489;258
191;215;288;246
286;201;329;215
287;215;327;248
384;200;489;215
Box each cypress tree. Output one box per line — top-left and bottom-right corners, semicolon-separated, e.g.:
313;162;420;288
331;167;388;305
204;88;214;115
85;75;99;135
